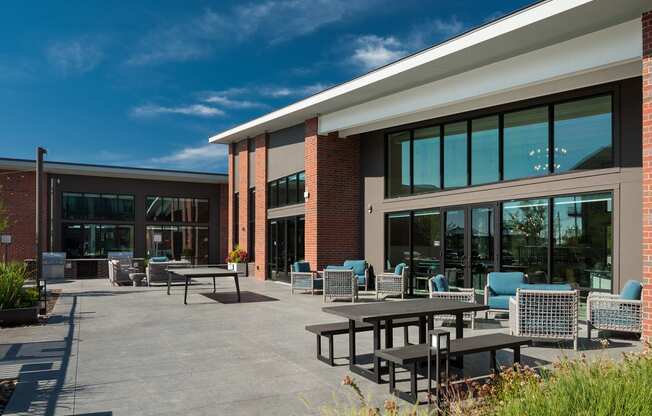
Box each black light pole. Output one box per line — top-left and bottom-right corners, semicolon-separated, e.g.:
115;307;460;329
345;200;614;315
35;147;47;301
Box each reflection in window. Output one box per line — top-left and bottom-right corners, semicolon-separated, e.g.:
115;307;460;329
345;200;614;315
471;116;499;185
385;213;410;271
145;197;173;222
278;177;288;206
146;197;208;223
267;172;304;208
298;172;306;203
146;226;209;264
471;207;494;291
443;122;467;188
501;199;548;281
269;181;278;208
62;192;134;221
503;107;549;180
444;210;466;287
62;224;133;258
413;127;440;193
554;95;612;172
387;131;411;197
288;175;298;204
552;193;612;289
412;210;441;293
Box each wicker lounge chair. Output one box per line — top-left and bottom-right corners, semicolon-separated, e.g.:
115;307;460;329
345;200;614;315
428;274;476;329
323;269;357;303
290;261;322;295
107;252;136;285
146;260;190;286
587;280;642;338
509;288;579;350
376;263;408;299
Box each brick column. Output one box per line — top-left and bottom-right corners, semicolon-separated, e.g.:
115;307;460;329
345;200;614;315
254;133;268;280
218;183;228;262
642;11;652;344
304;117;362;270
227;144;235;253
237;140;249;252
0;170;37;262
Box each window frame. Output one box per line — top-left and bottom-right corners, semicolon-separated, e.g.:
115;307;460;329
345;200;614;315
383;84;618;199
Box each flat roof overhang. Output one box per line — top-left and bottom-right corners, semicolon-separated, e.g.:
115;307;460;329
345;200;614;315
209;0;650;144
0;158;227;184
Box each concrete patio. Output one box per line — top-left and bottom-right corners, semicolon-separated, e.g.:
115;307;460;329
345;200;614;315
0;277;643;416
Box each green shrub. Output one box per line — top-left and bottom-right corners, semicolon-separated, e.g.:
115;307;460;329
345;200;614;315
0;262;38;310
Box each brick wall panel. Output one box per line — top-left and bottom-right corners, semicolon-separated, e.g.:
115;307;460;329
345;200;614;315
0;170;37;262
642;10;652;344
237;140;249;252
254;133;268;280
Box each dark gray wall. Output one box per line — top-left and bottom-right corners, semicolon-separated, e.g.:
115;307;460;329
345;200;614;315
49;174;225;263
268;124;305;181
360;77;643;293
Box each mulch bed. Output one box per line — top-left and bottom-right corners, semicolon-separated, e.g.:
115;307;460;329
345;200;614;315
0;379;17;415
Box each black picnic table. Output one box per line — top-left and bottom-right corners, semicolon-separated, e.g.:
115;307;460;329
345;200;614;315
167;267;241;305
322;298;488;383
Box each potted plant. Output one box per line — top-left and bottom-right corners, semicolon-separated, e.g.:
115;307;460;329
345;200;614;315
0;262;40;326
226;246;248;276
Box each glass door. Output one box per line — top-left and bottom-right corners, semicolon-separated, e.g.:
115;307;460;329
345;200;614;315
267;216;305;283
269;220;280;281
443;209;466;288
412;210;442;294
470;205;497;295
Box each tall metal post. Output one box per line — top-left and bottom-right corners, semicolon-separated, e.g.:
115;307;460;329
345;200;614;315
35;147;47;298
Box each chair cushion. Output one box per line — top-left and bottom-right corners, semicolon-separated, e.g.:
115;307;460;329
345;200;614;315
356;275;366;286
524;283;573;291
292;261;311;273
343;260;366;277
620;280;642;300
488;295;511;310
150;256;168;262
433;274;449;292
487;272;525;296
394;263;406;276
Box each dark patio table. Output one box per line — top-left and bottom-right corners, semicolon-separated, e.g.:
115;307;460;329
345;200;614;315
322;298;488;383
168;267;240;305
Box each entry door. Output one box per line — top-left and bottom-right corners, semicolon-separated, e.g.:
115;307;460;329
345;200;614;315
269;220;280;281
443;204;498;291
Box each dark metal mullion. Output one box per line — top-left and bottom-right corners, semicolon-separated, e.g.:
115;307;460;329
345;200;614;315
410;130;414;194
464;207;471;289
439;125;444;189
467;120;472;187
548;105;554;174
409;211;414;296
547;198;553;284
494;203;501;274
498;114;504;181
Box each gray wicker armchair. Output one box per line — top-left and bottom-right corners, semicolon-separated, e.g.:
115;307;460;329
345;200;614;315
323;269;357;303
376;264;409;299
587;283;642;339
509;288;579;350
428;276;476;329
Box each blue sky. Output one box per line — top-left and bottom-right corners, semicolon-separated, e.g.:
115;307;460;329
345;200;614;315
0;0;532;173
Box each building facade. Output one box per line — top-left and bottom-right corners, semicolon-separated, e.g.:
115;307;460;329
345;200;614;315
0;158;228;266
213;0;652;342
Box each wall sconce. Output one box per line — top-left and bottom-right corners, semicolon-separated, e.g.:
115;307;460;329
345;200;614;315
367;204;373;214
427;329;450;407
304;191;310;200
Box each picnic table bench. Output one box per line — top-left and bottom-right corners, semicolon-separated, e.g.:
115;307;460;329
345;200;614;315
305;317;421;366
375;333;532;403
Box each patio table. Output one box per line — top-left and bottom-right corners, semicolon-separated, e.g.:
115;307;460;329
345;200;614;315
322;298;488;383
168;267;241;305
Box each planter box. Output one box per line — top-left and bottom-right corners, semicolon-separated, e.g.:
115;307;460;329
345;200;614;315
0;306;39;326
228;262;247;276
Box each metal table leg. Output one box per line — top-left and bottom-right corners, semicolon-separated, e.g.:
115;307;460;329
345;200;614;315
184;276;189;305
213;276;216;293
454;312;464;368
234;274;241;302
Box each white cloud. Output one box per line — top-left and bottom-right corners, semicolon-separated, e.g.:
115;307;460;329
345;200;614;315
203;95;268;109
127;1;377;65
151;143;228;170
350;35;407;71
47;39;104;74
258;83;331;98
130;104;224;118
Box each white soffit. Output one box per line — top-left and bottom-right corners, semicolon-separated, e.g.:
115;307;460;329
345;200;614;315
321;19;642;136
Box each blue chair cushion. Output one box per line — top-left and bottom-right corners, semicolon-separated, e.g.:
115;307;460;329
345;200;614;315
620;280;642;300
488;295;511;310
150;256;168;262
326;265;353;271
343;260;366;277
525;283;573;291
356;275;366;286
313;279;323;290
433;274;449;292
292;261;311;273
487;272;525;296
394;263;406;276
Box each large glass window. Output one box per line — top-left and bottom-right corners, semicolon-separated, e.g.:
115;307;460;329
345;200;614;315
471;116;499;185
268;181;278;208
554;95;612;172
552;193;612;289
298;172;306;203
385;213;411;271
145;197;173;222
267;172;305;208
412;210;441;293
387;131;411;197
503;107;549;180
62;224;133;258
278;177;288;206
146;197;208;223
471;206;495;291
413;127;440;193
146;226;209;264
502;198;549;281
288;175;298;204
63;192;134;221
443;122;468;188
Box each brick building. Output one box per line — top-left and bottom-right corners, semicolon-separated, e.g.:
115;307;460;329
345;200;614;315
211;0;652;342
0;158;228;269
